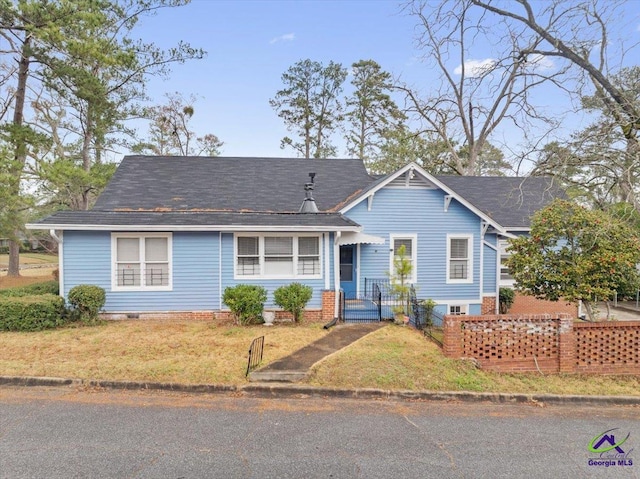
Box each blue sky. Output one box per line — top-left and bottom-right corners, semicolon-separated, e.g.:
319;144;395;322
135;0;416;158
132;0;640;164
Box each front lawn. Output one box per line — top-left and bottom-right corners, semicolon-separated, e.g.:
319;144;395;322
1;318;639;396
0;252;57;267
306;326;640;396
0;320;328;384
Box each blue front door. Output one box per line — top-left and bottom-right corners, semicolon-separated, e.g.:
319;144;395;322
340;245;357;298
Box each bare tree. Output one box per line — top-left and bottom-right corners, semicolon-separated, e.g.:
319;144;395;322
471;0;640;205
133;92;223;157
400;0;569;176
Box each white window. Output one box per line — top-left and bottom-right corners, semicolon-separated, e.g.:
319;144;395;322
389;235;417;283
448;304;468;315
447;234;473;283
499;239;515;285
112;233;172;291
235;234;321;279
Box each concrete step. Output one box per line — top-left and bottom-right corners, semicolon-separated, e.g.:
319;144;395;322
248;370;308;383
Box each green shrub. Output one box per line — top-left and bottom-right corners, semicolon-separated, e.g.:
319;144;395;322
222;284;267;325
418;298;437;326
0;280;59;297
273;283;313;323
499;287;515;314
0;294;66;331
67;285;106;321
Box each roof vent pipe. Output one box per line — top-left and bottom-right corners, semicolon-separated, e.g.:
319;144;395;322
299;172;319;213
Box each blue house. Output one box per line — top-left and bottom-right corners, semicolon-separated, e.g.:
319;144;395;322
27;156;562;321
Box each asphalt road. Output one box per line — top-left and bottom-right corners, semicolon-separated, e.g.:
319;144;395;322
1;387;639;479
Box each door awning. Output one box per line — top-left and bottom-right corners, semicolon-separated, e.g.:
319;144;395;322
337;231;386;246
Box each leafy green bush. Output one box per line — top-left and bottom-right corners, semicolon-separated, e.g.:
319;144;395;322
0;280;59;297
499;287;515;314
418;298;437;326
222;284;267;325
273;283;313;323
67;285;106;321
0;294;66;331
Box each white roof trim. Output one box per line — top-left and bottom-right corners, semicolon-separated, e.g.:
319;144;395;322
336;231;386;246
339;162;506;234
25;223;361;233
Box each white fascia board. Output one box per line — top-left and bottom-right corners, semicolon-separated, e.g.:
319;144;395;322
338;163;414;215
25;223;362;233
338;162;507;234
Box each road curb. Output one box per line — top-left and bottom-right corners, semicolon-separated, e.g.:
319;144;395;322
2;375;640;406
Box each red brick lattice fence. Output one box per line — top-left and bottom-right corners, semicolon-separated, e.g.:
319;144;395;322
443;314;640;375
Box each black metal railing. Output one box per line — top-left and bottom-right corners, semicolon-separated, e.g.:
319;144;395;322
408;286;443;346
246;336;264;376
365;278;390;298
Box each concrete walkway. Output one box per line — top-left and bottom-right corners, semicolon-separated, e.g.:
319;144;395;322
249;323;386;383
596;302;640;320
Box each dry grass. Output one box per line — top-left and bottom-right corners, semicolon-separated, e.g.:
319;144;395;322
0;253;57;266
306;325;640;396
0;271;56;289
0;320;327;384
1;290;639;395
0;253;57;288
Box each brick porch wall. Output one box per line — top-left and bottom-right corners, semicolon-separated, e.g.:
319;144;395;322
508;292;578;317
482;296;497;315
443;313;640;375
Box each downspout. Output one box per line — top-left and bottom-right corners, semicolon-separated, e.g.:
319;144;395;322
495;241;500;314
219;231;223;310
334;231;341;318
482;237;499;314
479;222;484;304
49;229;63;297
323;233;330;290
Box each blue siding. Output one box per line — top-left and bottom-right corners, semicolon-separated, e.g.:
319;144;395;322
63;231;111;296
63;231;220;312
483;234;498;294
220;233;333;309
346;187;486;302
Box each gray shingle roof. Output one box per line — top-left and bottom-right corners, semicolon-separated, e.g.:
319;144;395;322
30;211;359;230
93;156;375;213
29;156;564;230
436;175;565;228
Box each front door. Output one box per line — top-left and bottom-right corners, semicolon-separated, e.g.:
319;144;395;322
340;245;357;298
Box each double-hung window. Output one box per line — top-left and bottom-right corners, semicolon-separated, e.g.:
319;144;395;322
112;233;172;290
447;234;472;283
235;235;321;279
499;239;515;285
389;235;417;283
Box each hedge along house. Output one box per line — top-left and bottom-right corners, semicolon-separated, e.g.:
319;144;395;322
27;156;564;321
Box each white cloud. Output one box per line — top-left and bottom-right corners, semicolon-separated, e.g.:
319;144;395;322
269;33;295;44
454;58;496;77
637;23;640;32
524;53;554;72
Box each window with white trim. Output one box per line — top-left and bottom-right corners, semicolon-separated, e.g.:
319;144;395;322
447;234;473;283
499;239;515;285
390;235;417;283
235;235;321;278
449;304;468;315
112;233;172;290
